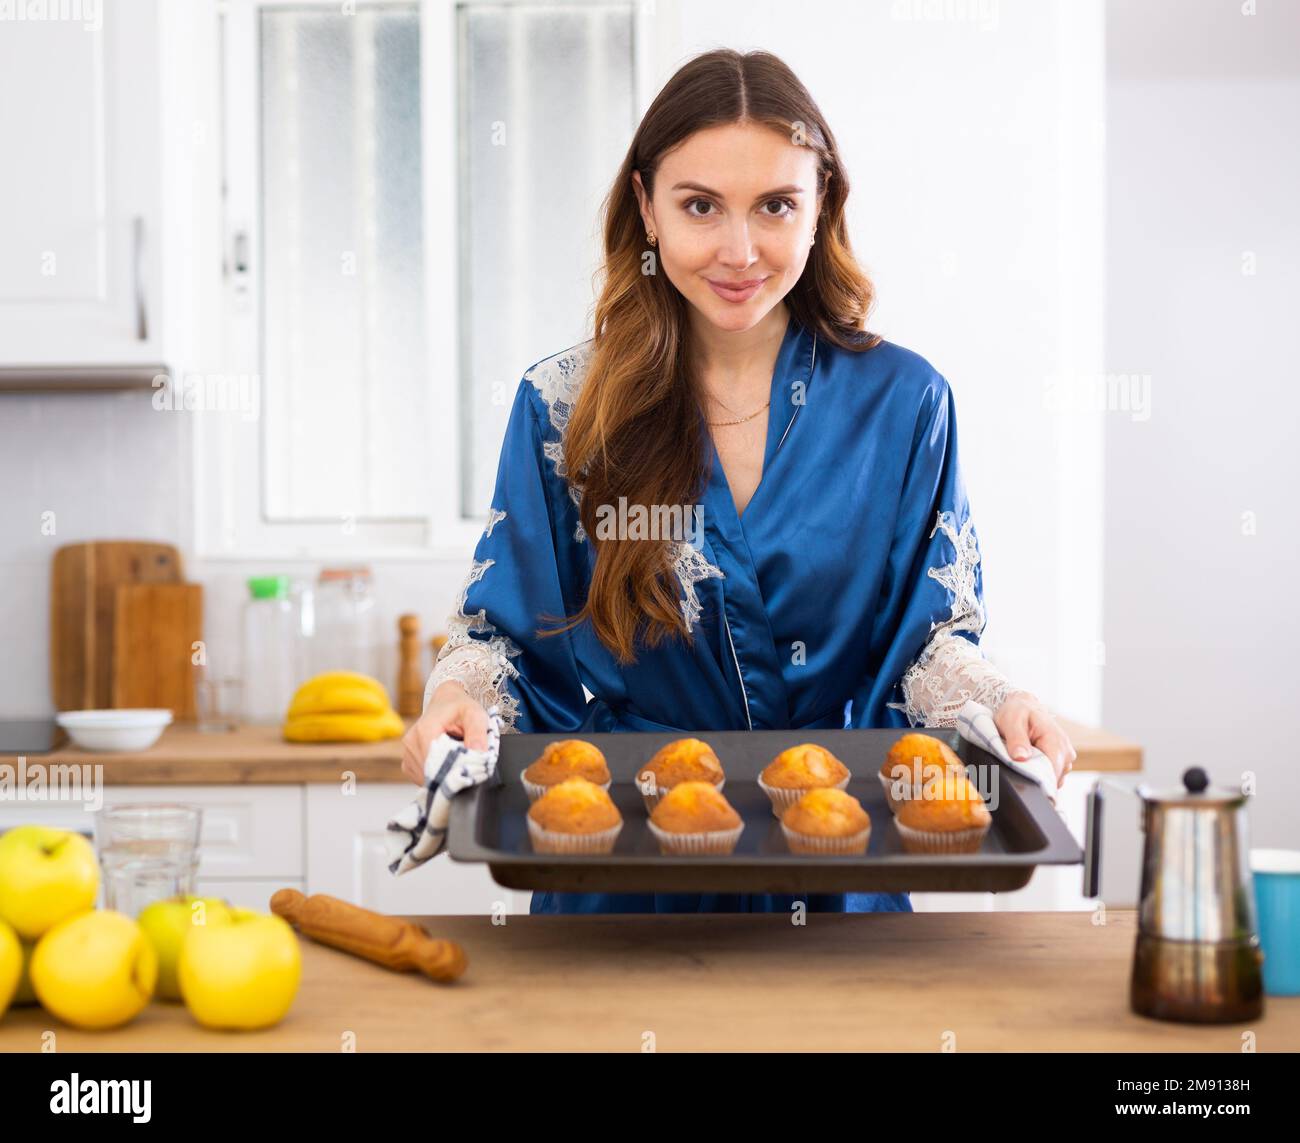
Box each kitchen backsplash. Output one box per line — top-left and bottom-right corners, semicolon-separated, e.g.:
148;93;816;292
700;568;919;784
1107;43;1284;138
0;388;474;717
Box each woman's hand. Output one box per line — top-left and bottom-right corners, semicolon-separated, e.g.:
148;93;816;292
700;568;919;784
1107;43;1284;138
400;680;491;785
992;690;1077;788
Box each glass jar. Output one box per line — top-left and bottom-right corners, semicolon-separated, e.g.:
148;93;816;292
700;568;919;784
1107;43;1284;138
310;566;380;681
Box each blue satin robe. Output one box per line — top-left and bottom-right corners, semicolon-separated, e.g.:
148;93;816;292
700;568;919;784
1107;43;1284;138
441;314;985;915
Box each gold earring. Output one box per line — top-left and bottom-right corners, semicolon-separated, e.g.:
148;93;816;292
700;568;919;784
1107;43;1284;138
810;228;817;246
647;232;657;247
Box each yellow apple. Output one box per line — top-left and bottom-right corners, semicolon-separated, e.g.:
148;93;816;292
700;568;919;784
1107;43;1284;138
0;825;99;940
138;895;234;1000
30;910;157;1030
178;908;301;1030
0;918;20;1018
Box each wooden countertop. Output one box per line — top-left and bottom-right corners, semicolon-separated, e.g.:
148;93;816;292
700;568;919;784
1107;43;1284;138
3;716;1141;785
0;910;1289;1052
7;722;417;784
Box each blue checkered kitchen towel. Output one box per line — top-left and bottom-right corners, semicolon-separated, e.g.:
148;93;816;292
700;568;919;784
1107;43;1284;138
384;706;504;875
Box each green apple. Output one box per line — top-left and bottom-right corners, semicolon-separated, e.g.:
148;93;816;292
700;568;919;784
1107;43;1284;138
30;910;156;1029
0;918;20;1018
0;825;100;940
137;895;234;1001
178;908;301;1030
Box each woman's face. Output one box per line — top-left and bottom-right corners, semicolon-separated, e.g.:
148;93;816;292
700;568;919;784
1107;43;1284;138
633;122;821;334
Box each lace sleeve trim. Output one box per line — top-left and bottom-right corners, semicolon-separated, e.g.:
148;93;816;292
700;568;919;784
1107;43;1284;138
886;509;1017;728
424;551;524;733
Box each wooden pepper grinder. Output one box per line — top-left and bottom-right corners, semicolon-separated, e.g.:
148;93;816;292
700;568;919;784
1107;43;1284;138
397;614;424;718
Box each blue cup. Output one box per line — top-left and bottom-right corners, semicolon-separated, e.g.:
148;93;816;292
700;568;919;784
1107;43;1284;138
1253;849;1300;996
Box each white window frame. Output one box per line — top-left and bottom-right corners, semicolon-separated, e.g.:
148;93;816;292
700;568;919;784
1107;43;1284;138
196;0;482;560
195;0;657;561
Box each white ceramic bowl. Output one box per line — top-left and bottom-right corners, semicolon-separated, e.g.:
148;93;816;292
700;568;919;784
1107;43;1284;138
55;709;173;752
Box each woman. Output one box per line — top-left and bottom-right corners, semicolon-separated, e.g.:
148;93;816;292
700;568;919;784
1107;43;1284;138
401;48;1077;915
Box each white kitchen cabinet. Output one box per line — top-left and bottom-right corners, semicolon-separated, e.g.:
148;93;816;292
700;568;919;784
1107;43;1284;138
305;786;532;916
194;877;304;912
0;785;304;885
100;784;304;880
0;802;98;844
0;0;164;365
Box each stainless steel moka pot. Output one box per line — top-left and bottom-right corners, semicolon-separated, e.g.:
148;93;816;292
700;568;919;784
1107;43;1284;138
1129;768;1265;1022
1085;767;1264;1022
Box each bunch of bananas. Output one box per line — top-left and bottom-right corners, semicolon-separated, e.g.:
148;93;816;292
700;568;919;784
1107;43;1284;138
282;671;405;743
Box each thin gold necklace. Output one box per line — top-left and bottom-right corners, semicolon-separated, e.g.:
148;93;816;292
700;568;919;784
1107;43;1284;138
707;400;769;427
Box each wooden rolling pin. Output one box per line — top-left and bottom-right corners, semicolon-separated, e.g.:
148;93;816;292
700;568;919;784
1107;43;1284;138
270;889;467;982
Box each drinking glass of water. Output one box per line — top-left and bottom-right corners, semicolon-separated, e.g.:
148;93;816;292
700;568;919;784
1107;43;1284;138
95;804;202;916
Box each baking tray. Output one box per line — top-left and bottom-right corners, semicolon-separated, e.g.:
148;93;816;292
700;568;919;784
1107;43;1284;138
448;728;1083;893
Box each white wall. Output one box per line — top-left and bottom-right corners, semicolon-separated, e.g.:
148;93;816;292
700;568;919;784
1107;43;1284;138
1103;0;1300;864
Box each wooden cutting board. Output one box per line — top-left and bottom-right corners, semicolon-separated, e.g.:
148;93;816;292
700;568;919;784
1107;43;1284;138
111;583;204;718
50;541;184;711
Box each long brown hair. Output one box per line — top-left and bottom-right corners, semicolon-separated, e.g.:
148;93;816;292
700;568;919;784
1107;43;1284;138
538;48;882;666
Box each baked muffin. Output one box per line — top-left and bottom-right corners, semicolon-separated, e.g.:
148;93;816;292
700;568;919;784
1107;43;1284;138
521;739;611;802
780;788;872;855
879;733;967;815
526;777;623;854
894;771;992;854
634;737;725;811
646;781;744;856
757;744;851;817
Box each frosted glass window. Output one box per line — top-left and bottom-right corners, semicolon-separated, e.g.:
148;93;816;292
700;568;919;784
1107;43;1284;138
260;6;426;522
459;3;636;515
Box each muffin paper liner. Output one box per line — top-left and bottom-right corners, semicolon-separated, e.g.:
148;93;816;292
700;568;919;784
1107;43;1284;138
646;819;743;855
526;816;623;854
757;772;850;818
780;822;872;855
892;818;990;854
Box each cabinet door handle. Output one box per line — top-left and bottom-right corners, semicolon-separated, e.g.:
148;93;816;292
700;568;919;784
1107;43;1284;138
132;215;148;341
231;229;249;276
